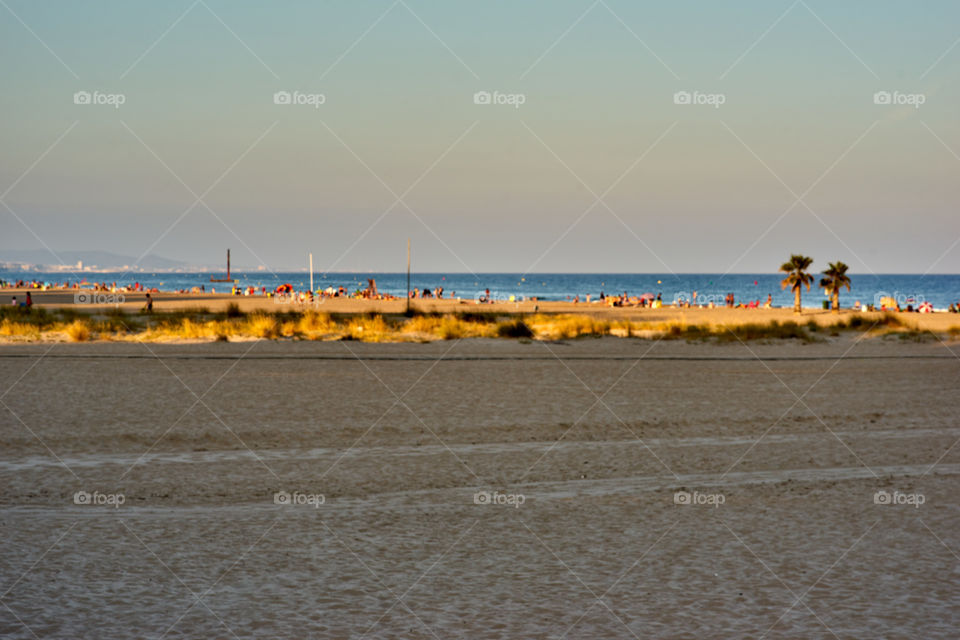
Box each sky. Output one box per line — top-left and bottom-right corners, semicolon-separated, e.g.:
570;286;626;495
1;0;959;274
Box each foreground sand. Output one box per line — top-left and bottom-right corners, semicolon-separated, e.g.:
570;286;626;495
1;337;958;638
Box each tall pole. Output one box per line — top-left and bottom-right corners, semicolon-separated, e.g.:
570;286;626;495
406;238;411;314
309;253;314;292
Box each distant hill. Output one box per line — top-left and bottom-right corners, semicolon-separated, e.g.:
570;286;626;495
0;250;203;270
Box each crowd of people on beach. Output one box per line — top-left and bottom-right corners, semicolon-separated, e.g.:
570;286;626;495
2;278;80;290
0;279;165;293
265;280;456;304
3;277;959;313
594;290;771;309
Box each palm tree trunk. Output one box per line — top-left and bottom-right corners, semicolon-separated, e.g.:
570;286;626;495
832;291;839;313
794;287;801;313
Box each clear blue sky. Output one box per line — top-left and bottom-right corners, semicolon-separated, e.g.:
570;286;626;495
1;0;958;273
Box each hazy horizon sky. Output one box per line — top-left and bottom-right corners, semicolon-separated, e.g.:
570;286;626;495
2;1;959;274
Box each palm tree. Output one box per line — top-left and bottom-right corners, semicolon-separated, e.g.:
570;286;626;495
820;261;851;313
780;254;814;313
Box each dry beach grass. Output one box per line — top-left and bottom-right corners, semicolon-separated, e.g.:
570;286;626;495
1;300;957;345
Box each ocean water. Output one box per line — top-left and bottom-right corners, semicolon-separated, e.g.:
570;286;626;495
3;271;960;310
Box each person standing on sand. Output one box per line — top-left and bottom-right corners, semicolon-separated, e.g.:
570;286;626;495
144;293;153;313
25;292;32;308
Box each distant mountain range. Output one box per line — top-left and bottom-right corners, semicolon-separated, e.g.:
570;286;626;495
0;250;209;271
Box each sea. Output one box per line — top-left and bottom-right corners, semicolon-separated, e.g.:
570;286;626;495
3;271;959;310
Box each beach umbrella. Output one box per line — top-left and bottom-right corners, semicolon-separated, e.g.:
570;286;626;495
639;293;656;300
919;302;933;313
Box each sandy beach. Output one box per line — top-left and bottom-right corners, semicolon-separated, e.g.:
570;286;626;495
3;288;960;335
1;336;958;638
